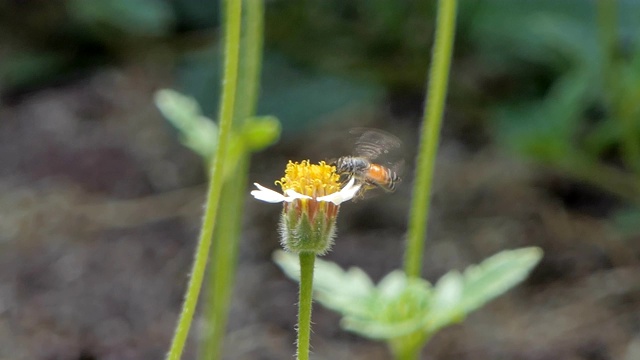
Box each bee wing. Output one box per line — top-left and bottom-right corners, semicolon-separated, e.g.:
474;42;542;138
350;128;402;160
391;159;405;178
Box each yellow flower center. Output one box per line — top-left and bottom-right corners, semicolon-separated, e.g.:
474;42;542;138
276;160;341;198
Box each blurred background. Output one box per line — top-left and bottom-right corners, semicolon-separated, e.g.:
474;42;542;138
1;0;640;359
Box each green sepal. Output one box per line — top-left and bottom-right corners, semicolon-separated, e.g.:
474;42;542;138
279;206;336;255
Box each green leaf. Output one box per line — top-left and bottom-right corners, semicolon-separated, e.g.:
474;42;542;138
494;72;592;164
242;116;281;152
154;89;218;160
0;51;71;90
613;207;640;236
178;50;383;133
273;250;375;318
68;0;174;38
273;247;542;348
342;273;432;340
456;247;543;314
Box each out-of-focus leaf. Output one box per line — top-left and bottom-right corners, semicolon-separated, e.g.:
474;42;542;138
582;120;621;156
273;247;542;344
242;116;281;152
425;248;543;334
178;49;383;133
68;0;174;38
0;51;71;90
154;89;218;160
273;250;375;318
342;272;432;340
455;247;542;314
494;71;592;163
613;207;640;235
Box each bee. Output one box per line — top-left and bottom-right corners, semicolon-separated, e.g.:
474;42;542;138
333;128;402;197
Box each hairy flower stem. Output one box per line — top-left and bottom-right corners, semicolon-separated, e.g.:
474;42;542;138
404;0;457;278
166;0;243;358
296;252;316;360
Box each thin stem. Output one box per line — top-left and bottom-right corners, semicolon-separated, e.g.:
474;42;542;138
404;0;458;278
297;252;316;360
166;0;243;359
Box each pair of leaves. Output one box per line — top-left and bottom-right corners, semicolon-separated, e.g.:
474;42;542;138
154;89;280;167
274;247;542;342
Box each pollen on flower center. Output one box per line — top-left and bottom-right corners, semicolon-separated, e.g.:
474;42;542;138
276;160;341;198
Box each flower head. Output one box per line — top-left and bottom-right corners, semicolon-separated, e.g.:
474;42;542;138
251;160;361;254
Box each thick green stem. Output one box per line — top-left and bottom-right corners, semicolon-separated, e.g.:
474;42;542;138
296;252;316;360
404;0;457;278
391;344;420;360
199;0;265;358
238;0;264;119
388;328;431;360
166;0;243;359
200;153;250;360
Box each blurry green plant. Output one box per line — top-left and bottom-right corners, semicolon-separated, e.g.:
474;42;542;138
467;0;640;206
179;49;383;133
274;247;542;359
271;1;543;359
67;0;175;40
155;1;281;360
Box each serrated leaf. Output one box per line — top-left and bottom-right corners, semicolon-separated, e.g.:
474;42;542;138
273;250;375;305
273;248;542;349
458;247;542;313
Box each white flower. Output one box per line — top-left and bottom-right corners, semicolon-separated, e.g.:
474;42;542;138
251;177;361;205
250;183;311;203
316;177;362;205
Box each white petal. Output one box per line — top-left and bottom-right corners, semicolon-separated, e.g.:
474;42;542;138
317;177;362;205
284;189;312;202
250;183;286;203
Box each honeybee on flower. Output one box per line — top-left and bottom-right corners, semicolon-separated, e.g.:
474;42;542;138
332;128;403;198
251;160;362;254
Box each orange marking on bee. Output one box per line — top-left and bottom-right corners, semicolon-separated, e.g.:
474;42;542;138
367;164;389;184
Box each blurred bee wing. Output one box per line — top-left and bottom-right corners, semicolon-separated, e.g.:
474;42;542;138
350;128;402;160
391;159;405;178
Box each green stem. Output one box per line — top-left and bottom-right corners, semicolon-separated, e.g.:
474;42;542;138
166;0;243;359
200;153;250;360
388;329;431;360
404;0;457;278
239;0;264;118
391;344;420;360
297;252;316;360
199;1;265;358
